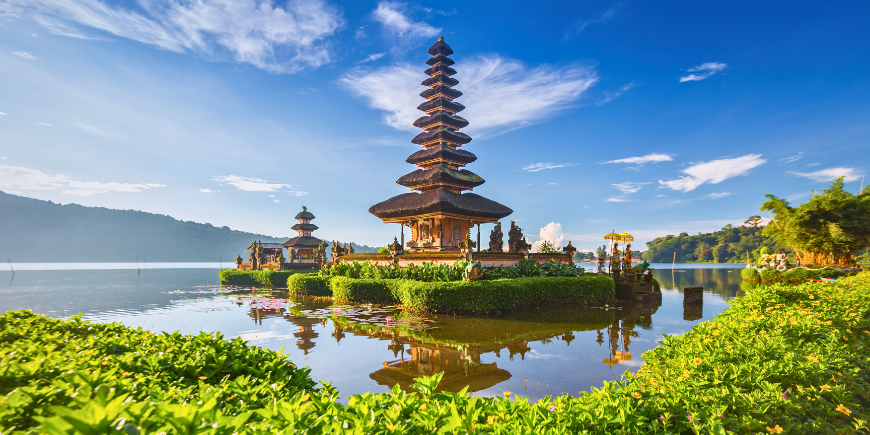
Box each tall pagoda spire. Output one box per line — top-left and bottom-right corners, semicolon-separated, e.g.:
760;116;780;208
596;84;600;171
369;37;512;252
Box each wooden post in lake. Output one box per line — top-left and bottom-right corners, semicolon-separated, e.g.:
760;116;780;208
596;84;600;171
672;252;676;269
683;286;703;321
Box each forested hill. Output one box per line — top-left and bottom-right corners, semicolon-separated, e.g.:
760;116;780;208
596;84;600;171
0;191;378;262
643;221;783;263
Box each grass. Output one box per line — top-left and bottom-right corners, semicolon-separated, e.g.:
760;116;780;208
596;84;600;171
3;272;869;433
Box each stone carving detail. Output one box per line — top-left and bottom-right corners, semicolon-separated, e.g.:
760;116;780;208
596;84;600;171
488;221;504;252
463;261;483;282
562;241;577;258
507;221;531;254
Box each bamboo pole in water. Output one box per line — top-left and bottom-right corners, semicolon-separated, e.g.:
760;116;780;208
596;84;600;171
672;252;676;269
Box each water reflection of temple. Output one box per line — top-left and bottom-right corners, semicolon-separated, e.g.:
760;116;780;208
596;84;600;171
599;300;660;368
245;301;331;355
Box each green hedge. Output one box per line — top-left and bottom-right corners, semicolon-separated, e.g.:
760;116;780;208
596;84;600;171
218;269;296;287
8;273;870;433
286;273;332;296
395;276;615;315
329;276;404;304
741;267;850;283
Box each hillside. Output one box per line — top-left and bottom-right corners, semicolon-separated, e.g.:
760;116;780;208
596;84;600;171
643;221;783;263
0;191;377;262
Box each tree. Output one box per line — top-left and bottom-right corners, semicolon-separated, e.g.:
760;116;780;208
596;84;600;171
744;215;764;228
761;177;870;266
538;240;559;253
596;245;607;259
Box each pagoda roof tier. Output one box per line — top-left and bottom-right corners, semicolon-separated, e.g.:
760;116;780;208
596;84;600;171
424;65;457;77
417;97;465;114
412;127;472;146
406;145;477;166
413;111;469;130
283;235;322;248
370;187;513;222
295;208;315;220
422;74;459;88
426;55;454;66
396;165;484;190
421;85;462;100
291;223;319;232
427;37;453;56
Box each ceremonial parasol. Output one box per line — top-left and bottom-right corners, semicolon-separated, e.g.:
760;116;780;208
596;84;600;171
604;231;621;241
619;232;634;242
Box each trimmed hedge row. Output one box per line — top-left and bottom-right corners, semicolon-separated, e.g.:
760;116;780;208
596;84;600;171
741;267;851;283
288;273;616;314
286;274;331;296
218;269;296;287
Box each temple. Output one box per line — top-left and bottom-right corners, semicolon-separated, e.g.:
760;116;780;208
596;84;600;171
369;37;512;252
283;206;323;263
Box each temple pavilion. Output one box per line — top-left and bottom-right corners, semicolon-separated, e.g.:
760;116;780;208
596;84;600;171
369;37;513;252
283;206;323;263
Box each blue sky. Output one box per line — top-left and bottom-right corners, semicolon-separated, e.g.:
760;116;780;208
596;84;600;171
1;0;868;252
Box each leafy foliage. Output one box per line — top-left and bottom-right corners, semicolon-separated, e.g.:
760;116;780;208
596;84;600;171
218;269;296;287
644;222;784;264
761;177;870;266
6;273;870;433
537;240;560;254
286;274;332;296
740;267;851;283
319;259;586;282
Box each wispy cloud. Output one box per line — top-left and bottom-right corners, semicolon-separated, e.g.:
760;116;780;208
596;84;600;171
522;162;578;172
659;154;766;192
606;196;631;202
339;56;597;134
199;188;219;193
597;82;635;106
612;181;651;194
601;153;672;166
679;62;727;82
779;152;803;163
358;52;385;63
273;199;281;203
372;1;440;54
7;0;345;73
0;112;7;117
36;123;51;126
13;51;38;60
788;167;862;183
564;4;621;39
0;165;164;196
212;175;307;196
704;191;731;199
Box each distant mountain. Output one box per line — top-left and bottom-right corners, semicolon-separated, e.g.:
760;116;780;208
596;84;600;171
0;191;295;262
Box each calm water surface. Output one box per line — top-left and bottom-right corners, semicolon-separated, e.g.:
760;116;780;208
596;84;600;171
0;263;745;400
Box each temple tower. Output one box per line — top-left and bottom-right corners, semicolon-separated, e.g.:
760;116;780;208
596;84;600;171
283;206;322;262
369;37;512;252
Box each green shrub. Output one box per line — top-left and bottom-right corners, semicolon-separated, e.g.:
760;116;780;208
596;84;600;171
319;259;585;282
286;273;332;296
742;267;850;283
395;276;615;314
651;277;661;292
329;276;402;304
741;267;760;281
8;273;870;433
219;269;295;287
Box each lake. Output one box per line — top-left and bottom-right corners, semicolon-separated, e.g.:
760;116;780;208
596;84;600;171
0;263;746;401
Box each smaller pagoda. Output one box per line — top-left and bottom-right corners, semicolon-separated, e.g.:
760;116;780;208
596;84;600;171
283;206;323;263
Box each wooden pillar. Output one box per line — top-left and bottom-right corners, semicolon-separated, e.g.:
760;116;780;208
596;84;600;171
400;222;405;248
477;222;481;252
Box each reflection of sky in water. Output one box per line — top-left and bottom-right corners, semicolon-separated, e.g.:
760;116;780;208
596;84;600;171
0;266;740;401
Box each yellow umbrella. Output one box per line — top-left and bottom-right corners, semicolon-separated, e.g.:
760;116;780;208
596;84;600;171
619;232;634;242
602;358;619;366
604;231;621;241
615;351;632;361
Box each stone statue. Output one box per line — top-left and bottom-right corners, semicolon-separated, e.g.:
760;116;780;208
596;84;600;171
276;250;285;269
463;261;483;282
349;243;355;254
508;221;531;254
610;243;620;276
488;221;504;252
596;256;606;275
623;243;633;271
562;241;577;258
235;255;243;268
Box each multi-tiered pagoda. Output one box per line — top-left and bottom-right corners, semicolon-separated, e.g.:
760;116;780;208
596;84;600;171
369;37;512;252
283;206;322;262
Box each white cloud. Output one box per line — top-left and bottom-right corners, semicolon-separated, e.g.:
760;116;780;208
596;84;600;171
521;162;578;172
268;194;275;197
597;81;635;106
339;56;597;134
213;175;292;192
0;157;6;160
659;154;766;192
606;196;630;202
0;165;164;196
654;194;667;198
704;191;731;199
612;181;651;194
7;0;344;73
273;199;281;203
358;52;385;63
679;62;727;82
0;112;6;117
372;1;439;53
13;51;38;60
788;167;862;183
779;152;803;163
547;182;558;185
531;222;564;253
806;162;821;167
601;153;672;166
36;123;51;126
287;190;308;197
564;5;619;39
200;188;219;193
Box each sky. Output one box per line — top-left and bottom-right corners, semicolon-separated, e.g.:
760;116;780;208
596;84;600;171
1;0;869;252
